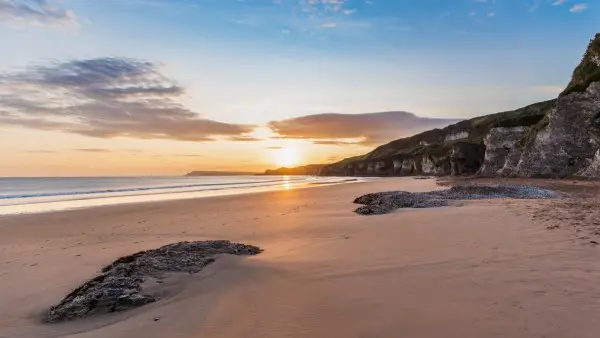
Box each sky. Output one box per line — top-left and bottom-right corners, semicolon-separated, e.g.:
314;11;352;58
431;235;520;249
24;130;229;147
0;0;598;177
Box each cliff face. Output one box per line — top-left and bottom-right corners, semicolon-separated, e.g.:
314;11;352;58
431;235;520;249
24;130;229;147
321;100;554;177
321;33;600;179
515;34;600;178
478;126;531;177
515;82;600;177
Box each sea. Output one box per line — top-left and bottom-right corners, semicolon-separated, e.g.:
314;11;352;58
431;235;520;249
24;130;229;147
0;175;359;215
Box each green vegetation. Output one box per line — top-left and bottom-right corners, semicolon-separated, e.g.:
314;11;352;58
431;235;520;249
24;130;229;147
562;34;600;96
517;108;552;149
335;155;367;165
468;100;555;139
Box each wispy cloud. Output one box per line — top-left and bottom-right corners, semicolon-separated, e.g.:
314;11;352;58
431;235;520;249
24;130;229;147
0;0;77;28
471;0;498;19
228;135;263;141
0;57;256;142
302;0;348;13
176;154;206;158
268;111;461;146
295;0;366;31
313;140;360;146
74;148;111;153
552;0;569;5
569;3;588;12
25;150;56;153
528;0;541;12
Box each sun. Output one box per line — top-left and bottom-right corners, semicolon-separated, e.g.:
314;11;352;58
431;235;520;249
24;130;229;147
275;147;300;167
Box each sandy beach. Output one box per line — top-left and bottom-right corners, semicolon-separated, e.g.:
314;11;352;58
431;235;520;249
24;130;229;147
2;177;600;338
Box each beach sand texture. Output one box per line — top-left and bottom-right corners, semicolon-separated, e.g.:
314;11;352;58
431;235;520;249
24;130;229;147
2;178;600;338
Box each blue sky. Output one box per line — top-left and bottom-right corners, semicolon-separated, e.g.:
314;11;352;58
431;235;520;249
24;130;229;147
0;0;598;176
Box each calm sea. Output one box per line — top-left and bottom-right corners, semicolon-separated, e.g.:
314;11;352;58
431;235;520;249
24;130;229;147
0;175;357;215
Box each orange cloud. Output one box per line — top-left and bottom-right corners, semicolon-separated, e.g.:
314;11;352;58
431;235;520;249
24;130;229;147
268;111;460;146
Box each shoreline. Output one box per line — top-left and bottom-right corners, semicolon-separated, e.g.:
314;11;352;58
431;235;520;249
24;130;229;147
0;177;364;217
3;177;600;338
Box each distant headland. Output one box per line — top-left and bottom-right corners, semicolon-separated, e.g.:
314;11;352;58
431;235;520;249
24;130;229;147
260;164;325;176
185;171;259;176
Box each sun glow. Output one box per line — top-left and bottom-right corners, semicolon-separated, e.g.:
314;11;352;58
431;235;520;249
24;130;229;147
275;147;300;167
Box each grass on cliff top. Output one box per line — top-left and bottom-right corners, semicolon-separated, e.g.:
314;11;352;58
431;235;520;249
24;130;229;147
335;155;367;165
562;33;600;96
469;100;555;138
516;108;552;148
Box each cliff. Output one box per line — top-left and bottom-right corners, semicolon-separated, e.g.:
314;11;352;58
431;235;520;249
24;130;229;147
322;100;555;176
321;33;600;179
515;33;600;178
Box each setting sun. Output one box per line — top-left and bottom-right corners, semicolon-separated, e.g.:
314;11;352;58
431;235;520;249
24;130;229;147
275;147;300;168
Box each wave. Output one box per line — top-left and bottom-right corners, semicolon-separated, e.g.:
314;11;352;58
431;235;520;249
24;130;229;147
0;177;309;200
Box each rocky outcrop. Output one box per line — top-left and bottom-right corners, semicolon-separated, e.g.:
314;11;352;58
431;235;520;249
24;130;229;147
444;131;469;142
400;159;418;175
45;241;262;323
478;126;530;177
514;34;600;178
562;33;600;96
578;150;600;178
515;82;600;178
421;157;435;174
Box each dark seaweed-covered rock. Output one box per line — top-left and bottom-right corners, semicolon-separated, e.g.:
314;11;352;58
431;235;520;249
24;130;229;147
45;240;262;323
353;185;562;215
435;185;562;200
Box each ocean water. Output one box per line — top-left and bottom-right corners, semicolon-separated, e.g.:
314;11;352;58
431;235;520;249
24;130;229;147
0;175;358;215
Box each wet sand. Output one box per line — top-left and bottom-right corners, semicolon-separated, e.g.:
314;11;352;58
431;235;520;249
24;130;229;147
2;177;600;338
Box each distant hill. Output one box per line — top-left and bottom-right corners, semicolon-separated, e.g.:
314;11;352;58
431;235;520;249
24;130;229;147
185;171;258;176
